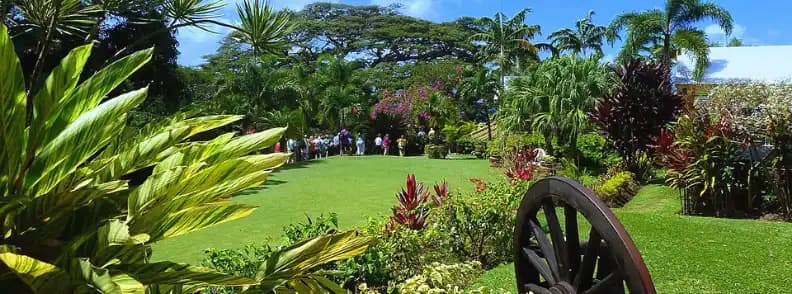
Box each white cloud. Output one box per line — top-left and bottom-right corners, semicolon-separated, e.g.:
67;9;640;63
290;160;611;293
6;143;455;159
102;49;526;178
370;0;435;19
705;23;746;42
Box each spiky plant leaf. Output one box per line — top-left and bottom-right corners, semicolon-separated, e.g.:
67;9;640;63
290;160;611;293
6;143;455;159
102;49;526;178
25;87;149;196
0;23;26;193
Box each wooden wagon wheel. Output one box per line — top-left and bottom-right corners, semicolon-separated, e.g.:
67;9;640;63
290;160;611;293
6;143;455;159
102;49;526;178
514;177;655;294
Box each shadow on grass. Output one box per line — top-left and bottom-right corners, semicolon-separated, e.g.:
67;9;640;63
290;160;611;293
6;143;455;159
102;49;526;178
276;158;327;171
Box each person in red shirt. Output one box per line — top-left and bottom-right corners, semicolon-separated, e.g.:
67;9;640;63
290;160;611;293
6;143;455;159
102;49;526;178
274;141;281;153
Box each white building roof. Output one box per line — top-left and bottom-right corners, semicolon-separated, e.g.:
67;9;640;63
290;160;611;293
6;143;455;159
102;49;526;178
674;45;792;84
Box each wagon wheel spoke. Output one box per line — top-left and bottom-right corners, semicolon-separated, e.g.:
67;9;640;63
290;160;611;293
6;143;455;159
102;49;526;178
542;198;569;281
522;247;556;284
524;283;552;294
582;272;622;294
564;203;581;282
528;217;561;282
574;227;601;290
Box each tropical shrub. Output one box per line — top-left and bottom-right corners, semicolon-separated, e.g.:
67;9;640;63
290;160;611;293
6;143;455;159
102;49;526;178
202;245;275;294
433;181;523;268
393;261;483;293
388;175;448;230
593;172;639;207
501;55;613;159
576;133;622;171
425;144;449;159
282;213;339;244
503;146;538;183
593;59;683;176
0;24;368;293
655;83;792;218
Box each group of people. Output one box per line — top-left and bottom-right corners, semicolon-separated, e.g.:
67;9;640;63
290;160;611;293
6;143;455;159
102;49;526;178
372;133;409;156
277;127;438;163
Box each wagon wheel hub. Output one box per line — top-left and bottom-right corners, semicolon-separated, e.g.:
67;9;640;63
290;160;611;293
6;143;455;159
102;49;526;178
514;177;655;294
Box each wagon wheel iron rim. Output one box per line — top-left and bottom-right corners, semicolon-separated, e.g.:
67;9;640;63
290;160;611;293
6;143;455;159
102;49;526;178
514;176;655;294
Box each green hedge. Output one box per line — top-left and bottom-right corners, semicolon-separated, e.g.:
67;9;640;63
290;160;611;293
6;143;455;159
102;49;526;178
593;171;639;207
425;144;448;159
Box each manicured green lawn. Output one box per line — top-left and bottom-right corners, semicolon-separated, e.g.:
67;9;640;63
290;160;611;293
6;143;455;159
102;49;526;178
470;185;792;293
153;155;493;263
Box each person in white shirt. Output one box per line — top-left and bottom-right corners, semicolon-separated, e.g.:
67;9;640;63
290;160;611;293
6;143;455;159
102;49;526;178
356;133;366;155
374;134;383;154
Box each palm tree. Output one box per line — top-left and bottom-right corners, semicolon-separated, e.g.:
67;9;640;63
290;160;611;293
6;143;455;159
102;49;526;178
549;10;608;56
235;0;294;57
502;55;612;160
470;8;544;89
314;55;364;130
459;65;499;140
609;0;733;80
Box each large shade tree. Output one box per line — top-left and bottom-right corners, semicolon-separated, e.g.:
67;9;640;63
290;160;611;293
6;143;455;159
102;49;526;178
609;0;733;80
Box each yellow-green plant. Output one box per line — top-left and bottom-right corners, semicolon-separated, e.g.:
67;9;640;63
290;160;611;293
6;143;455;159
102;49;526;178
0;23;368;293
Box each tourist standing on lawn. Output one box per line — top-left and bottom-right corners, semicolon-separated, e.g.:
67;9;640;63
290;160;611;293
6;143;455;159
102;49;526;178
321;135;330;158
356;133;366;155
397;135;408;156
383;134;391;155
301;135;310;161
286;138;295;163
275;141;281;153
374;134;383;154
332;133;340;155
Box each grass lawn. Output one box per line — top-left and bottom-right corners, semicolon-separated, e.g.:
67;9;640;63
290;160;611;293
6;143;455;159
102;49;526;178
153;155;493;263
470;185;792;293
155;156;792;292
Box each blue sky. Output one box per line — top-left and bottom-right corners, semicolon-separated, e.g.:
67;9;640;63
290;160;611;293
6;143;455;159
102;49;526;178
176;0;792;66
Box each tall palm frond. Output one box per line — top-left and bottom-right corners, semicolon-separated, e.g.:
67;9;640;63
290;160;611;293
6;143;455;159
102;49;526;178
609;0;732;80
236;0;294;56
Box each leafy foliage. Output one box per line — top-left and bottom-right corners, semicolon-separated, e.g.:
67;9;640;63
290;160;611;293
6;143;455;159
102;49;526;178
393;261;483;293
593;171;639;207
608;0;733;79
593;59;682;178
501;55;612;159
0;23;289;292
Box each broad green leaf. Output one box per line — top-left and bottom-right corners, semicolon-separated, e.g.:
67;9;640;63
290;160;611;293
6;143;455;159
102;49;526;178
127;165;185;218
28;44;93;156
112;274;145;294
25;87;148;196
257;231;371;291
112;261;259;287
145;203;256;241
174;115;244;137
207;127;286;163
73;258;123;293
95;125;192;180
43;48;153;145
0;23;27;192
0;253;71;293
12;180;128;238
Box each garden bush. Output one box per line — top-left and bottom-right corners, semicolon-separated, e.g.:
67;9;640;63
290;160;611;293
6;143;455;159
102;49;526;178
655;83;792;218
576;133;622;171
425;144;449;159
593;59;683;175
433;181;525;268
593;172;639;207
393;261;483;293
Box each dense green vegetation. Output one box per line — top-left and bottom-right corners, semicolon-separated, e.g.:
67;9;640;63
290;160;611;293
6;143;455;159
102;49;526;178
4;0;791;293
472;185;792;292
